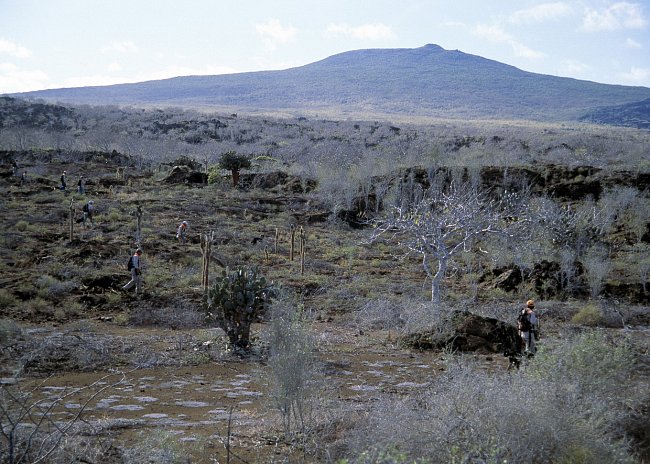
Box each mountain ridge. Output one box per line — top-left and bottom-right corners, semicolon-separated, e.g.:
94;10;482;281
9;44;650;124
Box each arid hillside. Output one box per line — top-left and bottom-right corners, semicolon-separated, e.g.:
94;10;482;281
1;148;648;463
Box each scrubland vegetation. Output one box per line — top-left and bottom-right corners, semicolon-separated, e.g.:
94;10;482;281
0;97;648;463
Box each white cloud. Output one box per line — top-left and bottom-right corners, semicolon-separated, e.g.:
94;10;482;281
473;24;546;59
583;2;647;31
324;22;396;40
0;38;31;59
101;41;138;54
508;2;572;24
474;24;512;43
560;59;590;75
625;37;642;48
0;62;48;93
255;19;297;50
108;62;122;72
618;66;650;85
511;42;546;59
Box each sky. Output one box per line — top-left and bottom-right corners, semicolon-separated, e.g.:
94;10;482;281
1;0;649;93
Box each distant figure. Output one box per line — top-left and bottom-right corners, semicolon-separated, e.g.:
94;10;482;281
12;160;18;176
20;171;27;186
122;248;144;294
176;220;189;244
77;175;85;194
518;299;539;356
82;200;94;227
60;171;67;191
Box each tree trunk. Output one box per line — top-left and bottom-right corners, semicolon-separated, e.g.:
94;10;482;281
231;169;240;187
431;259;447;303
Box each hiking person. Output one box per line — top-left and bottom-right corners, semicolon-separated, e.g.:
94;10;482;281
12;160;18;176
82;200;94;227
122;248;144;294
60;170;67;190
518;299;539;356
176;220;188;244
77;175;85;194
20;171;27;186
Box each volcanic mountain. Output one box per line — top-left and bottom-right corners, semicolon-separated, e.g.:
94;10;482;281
11;44;650;124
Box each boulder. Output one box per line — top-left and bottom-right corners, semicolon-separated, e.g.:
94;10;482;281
401;311;520;355
162;165;207;184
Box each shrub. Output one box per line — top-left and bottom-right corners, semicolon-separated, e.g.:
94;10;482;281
528;330;635;400
14;220;29;232
205;267;278;352
0;318;22;347
571;303;604;326
35;275;78;299
582;244;612;299
334;332;637;464
121;430;187;464
0;289;18;310
264;295;319;437
217;150;251;186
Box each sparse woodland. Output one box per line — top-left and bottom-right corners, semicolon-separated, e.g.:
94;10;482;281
0;96;648;463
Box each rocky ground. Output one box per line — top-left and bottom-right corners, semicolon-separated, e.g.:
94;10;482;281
1;154;648;462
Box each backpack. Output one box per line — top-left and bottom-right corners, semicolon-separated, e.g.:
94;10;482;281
82;203;89;213
518;312;532;332
127;255;134;271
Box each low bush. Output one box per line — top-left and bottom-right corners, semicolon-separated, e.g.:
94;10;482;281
0;318;22;347
0;289;17;309
333;332;637;463
264;295;320;437
571;302;604;326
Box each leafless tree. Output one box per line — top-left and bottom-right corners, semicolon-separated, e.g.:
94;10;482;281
370;179;526;303
1;371;126;464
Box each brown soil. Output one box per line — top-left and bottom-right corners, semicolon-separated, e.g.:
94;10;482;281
1;158;647;462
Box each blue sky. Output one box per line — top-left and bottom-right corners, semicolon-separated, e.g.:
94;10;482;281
1;0;649;93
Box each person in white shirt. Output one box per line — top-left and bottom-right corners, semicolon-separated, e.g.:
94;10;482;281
176;221;188;244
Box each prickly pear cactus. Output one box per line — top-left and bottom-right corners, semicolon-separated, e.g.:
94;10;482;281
206;267;277;352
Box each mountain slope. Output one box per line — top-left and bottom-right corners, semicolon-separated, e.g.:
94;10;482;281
11;44;650;123
579;97;650;128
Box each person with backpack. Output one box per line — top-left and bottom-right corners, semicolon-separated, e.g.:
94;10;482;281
176;220;188;244
77;175;85;194
518;299;539;356
60;171;67;191
82;200;94;227
122;248;144;294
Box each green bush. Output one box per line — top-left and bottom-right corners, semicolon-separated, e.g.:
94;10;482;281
217;150;251;171
206;267;278;352
571;303;604;326
0;318;22;346
0;289;18;309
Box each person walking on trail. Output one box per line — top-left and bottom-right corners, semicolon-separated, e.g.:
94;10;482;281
60;170;67;191
20;171;27;186
518;299;539;356
176;220;189;244
77;175;85;194
122;248;144;294
82;200;94;227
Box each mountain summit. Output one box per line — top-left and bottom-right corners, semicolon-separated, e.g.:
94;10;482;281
11;44;650;123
